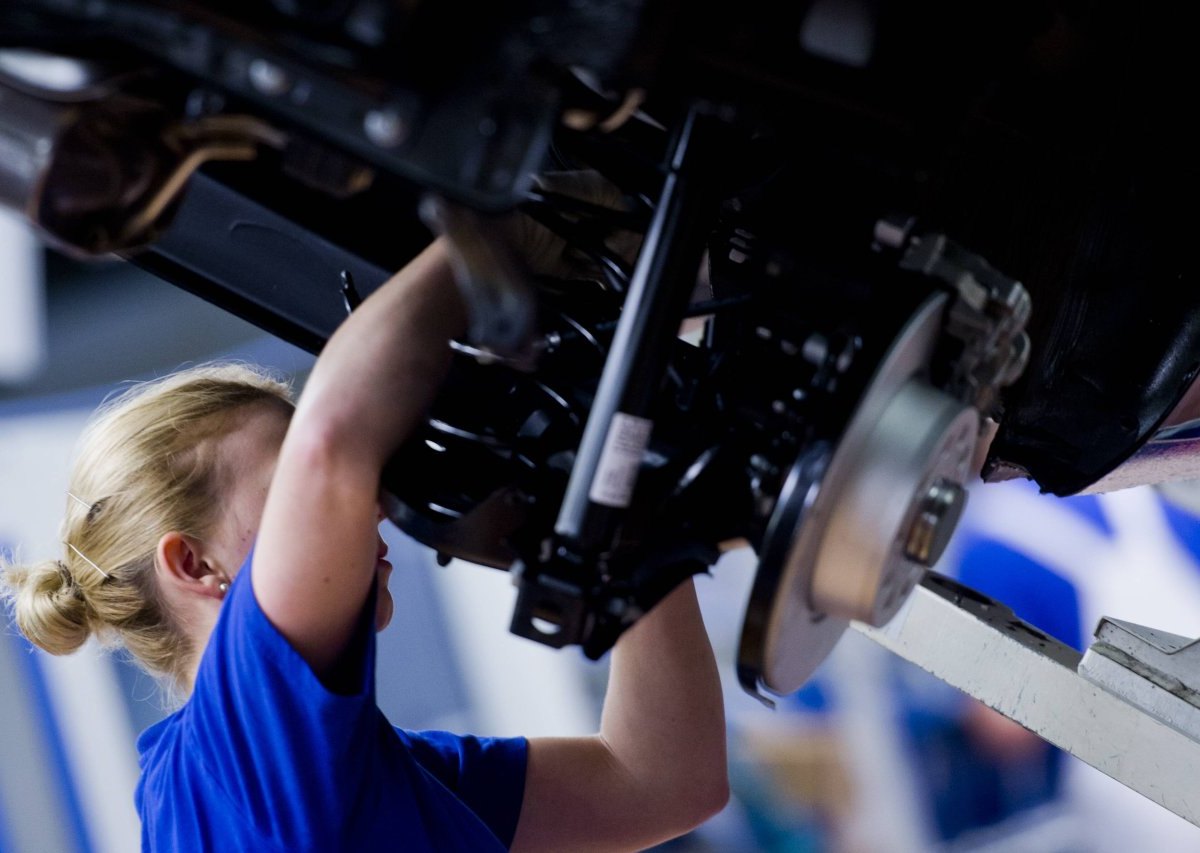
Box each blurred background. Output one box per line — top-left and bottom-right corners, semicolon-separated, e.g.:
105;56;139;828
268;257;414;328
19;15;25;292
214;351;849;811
2;211;1199;852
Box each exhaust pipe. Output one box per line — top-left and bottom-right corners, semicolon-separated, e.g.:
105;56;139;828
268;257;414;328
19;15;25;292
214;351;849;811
0;81;74;226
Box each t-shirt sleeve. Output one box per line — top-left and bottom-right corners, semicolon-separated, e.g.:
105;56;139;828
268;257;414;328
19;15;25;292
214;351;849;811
183;546;383;848
395;728;528;849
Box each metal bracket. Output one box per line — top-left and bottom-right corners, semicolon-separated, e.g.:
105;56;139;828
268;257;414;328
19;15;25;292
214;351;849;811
855;572;1200;828
888;224;1032;419
1081;618;1200;741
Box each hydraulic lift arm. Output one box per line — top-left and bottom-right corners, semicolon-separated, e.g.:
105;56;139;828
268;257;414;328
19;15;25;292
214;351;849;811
856;572;1200;827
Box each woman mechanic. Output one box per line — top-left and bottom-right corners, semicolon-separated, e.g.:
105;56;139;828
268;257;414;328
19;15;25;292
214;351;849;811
1;239;729;850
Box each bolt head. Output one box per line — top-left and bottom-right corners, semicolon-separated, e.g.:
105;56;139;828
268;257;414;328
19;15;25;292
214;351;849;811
905;478;967;567
249;58;291;96
364;108;407;148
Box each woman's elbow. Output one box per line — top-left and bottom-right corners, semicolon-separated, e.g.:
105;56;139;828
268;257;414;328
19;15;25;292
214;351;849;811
664;770;730;838
689;772;731;828
668;732;730;832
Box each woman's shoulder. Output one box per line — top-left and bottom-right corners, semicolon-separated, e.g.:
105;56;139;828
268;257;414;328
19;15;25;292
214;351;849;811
136;709;185;766
134;705;203;819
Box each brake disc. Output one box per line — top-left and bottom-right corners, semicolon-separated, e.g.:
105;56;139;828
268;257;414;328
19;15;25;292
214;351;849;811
739;293;980;700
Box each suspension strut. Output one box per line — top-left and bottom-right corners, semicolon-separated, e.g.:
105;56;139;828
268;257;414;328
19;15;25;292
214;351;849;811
510;102;734;655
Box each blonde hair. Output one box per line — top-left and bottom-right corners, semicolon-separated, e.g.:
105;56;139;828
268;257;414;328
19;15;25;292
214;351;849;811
0;363;294;693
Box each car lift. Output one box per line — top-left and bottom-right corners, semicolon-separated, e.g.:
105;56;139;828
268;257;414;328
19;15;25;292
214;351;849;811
855;571;1200;827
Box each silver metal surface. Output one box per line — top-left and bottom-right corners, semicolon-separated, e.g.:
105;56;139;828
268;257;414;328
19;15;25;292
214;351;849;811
0;49;118;101
905;478;966;567
898;231;1031;419
248;58;292;97
0;82;70;219
1079;652;1200;746
857;573;1200;828
364;108;408;149
810;376;977;624
744;294;951;696
1092;618;1200;697
1080;618;1200;740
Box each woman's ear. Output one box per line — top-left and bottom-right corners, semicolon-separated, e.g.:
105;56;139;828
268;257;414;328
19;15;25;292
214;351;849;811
156;532;225;599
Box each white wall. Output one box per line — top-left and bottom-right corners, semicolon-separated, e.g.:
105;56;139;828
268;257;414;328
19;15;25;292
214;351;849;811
0;212;44;383
0;407;142;853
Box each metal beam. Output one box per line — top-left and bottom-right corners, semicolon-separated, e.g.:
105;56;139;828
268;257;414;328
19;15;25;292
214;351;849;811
854;572;1200;827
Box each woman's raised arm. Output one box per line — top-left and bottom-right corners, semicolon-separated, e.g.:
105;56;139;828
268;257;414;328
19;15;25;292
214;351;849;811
252;239;465;676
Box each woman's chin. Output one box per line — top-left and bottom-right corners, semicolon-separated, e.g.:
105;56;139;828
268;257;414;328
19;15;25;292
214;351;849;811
374;574;394;632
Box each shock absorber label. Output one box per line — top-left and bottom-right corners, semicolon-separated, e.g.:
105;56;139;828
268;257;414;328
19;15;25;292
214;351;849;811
589;413;654;508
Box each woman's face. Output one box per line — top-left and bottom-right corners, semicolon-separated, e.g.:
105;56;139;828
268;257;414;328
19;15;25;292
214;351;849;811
217;404;395;632
372;523;394;632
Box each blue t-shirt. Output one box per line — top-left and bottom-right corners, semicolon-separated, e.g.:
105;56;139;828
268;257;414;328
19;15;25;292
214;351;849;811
135;551;528;852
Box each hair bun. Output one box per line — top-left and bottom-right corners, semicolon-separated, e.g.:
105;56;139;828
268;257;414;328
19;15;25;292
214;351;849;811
1;558;92;655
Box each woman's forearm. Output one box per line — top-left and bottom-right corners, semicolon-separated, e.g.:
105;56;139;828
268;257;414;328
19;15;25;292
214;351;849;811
599;579;729;833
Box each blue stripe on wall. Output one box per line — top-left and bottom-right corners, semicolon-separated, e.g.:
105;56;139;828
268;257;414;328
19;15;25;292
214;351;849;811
0;544;20;853
1010;479;1114;539
14;644;94;853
